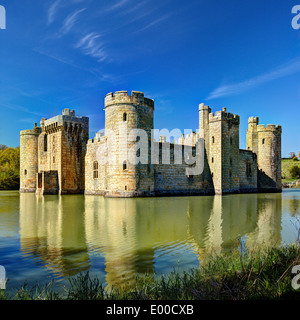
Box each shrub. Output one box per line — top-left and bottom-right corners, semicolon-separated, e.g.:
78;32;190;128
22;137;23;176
290;165;300;179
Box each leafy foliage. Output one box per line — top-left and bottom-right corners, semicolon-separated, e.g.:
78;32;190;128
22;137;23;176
290;165;300;179
0;146;20;190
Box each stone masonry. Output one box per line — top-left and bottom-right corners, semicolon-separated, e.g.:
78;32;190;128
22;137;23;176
20;90;282;197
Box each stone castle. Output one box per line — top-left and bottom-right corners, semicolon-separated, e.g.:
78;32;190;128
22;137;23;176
20;90;282;197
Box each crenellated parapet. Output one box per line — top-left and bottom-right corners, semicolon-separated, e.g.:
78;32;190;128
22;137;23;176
256;124;282;134
105;90;154;109
208;108;240;125
20;123;41;137
248;116;259;125
42;109;89;135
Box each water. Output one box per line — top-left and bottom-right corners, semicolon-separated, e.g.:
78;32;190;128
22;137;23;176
0;190;300;290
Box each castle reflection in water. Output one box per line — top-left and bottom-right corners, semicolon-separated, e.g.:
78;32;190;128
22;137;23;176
19;193;283;288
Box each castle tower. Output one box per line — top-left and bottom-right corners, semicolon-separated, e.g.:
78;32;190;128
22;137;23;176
256;124;282;192
208;108;240;194
20;123;41;193
104;90;154;197
199;103;214;191
246;117;259;153
31;109;89;195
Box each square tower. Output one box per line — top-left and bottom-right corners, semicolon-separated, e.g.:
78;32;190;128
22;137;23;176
36;109;89;195
208;108;240;194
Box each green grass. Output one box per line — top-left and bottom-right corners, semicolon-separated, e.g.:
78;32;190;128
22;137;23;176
2;244;300;300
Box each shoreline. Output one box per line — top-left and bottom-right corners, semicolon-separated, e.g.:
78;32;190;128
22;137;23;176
1;244;300;300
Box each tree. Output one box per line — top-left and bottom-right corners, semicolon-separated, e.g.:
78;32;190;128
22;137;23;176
289;152;296;159
0;145;7;152
0;147;20;190
290;166;300;179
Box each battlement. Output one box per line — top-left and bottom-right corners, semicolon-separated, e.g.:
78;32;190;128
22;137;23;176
105;90;154;109
62;108;75;117
199;103;211;112
87;132;106;145
20;123;41;136
209;108;240;124
43;109;89;134
248;117;259;125
257;124;282;133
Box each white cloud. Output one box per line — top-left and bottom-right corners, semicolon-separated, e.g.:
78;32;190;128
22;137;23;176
207;59;300;100
134;14;170;33
75;32;107;62
104;0;131;12
59;8;86;36
48;0;62;25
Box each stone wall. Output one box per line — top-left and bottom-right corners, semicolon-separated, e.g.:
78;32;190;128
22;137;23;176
85;136;107;195
154;142;212;196
36;171;59;195
239;150;258;192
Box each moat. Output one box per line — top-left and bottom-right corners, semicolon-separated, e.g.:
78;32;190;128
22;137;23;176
0;190;300;290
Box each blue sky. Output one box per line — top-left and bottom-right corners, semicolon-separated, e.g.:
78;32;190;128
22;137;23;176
0;0;299;157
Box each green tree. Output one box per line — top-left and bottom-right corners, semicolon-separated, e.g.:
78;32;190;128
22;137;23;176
290;165;300;179
0;147;20;190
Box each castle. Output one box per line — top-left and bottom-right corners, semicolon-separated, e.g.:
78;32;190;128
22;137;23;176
20;90;282;197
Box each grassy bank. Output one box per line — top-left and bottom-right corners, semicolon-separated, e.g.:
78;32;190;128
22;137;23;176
1;244;300;300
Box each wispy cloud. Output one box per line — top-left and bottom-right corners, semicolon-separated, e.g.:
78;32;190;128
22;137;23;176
134;14;170;33
75;32;107;62
207;59;300;100
58;8;86;36
103;0;132;12
48;0;62;25
34;48;113;81
0;103;45;118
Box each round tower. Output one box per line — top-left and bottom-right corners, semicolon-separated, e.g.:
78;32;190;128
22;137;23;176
257;124;282;192
20;124;42;193
104;90;154;197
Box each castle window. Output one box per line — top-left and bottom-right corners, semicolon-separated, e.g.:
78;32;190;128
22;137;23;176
125;186;127;191
262;139;265;145
44;135;48;152
212;136;215;144
212;157;214;163
211;172;214;178
123;113;127;122
123;161;127;171
230;157;232;166
24;169;27;176
229;169;232;178
53;156;55;163
230;137;233;145
93;161;99;179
